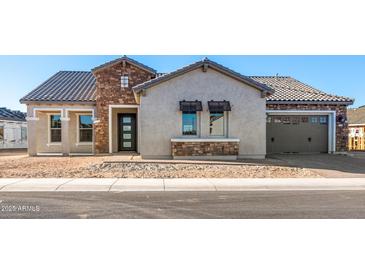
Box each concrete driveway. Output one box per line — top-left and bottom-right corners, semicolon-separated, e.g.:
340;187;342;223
270;154;365;178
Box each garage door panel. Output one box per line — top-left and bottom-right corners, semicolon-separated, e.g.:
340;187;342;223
267;115;328;153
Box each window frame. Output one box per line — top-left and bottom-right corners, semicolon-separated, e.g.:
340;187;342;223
48;114;62;144
182;111;198;136
209;111;226;137
76;114;93;145
121;74;129;88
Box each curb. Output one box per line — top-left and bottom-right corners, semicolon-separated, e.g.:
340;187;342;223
1;178;365;192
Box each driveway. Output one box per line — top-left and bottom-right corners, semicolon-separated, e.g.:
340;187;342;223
270;154;365;178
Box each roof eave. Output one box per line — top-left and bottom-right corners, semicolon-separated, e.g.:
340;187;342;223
19;100;96;105
266;100;354;105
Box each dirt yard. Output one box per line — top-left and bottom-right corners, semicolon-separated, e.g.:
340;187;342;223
0;153;319;178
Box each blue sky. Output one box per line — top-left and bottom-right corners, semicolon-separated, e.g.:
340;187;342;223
0;55;364;111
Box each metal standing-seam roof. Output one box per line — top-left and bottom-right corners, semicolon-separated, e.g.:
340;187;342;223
250;76;353;104
0;108;26;122
20;71;96;104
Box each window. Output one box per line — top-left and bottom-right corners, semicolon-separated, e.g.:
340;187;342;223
121;75;129;87
21;127;27;142
0;126;3;143
79;115;93;142
209;112;225;136
319;116;328;124
291;117;300;125
282;117;291;124
310;116;318;124
301;116;309;123
273;117;281;123
50;115;61;143
182;112;197;135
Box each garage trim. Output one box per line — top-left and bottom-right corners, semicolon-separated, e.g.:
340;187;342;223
266;110;336;153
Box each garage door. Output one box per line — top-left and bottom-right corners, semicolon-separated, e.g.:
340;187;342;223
267;115;328;153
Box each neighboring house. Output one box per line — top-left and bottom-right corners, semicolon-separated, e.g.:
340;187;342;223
0;108;27;149
348;106;365;151
20;56;353;159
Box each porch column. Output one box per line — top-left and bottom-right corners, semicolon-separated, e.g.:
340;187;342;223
26;117;39;156
61;117;70;156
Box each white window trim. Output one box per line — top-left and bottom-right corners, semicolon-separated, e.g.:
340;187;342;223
171;138;239;142
76;113;93;146
47;113;62;146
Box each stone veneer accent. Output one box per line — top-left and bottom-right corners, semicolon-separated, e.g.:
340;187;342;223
93;62;155;153
171;141;239;157
266;103;349;152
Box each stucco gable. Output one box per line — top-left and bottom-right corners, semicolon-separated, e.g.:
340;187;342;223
133;58;274;96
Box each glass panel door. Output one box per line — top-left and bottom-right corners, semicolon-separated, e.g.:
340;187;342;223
119;114;136;151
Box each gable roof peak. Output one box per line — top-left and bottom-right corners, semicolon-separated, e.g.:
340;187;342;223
92;56;156;74
133;58;274;94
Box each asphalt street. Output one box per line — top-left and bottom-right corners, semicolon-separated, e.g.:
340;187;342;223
1;191;365;218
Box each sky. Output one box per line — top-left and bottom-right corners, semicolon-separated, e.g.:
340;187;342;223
0;55;364;111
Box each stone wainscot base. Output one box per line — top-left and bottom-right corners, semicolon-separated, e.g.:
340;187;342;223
171;138;240;160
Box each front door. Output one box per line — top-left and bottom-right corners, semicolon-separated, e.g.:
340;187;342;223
118;114;137;151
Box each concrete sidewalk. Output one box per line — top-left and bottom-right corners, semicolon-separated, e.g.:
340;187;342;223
1;178;365;192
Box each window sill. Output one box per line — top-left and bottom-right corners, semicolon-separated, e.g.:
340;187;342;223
171;138;240;142
47;143;62;146
76;142;93;146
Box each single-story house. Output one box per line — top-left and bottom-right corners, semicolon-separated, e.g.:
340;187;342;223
348;106;365;151
0;108;27;149
20;56;353;159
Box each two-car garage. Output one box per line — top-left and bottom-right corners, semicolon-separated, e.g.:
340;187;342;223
266;114;331;154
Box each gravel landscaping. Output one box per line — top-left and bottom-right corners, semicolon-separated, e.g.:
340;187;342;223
0;153;319;178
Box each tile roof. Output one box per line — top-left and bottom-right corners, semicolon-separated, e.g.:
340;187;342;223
133;58;274;94
348;106;365;125
250;76;353;104
92;56;157;74
0;108;26;122
20;71;96;103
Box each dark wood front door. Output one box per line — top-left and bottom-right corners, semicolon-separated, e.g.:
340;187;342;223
118;114;137;151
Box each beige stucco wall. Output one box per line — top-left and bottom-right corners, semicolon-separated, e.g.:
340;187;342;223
26;104;95;155
139;68;267;159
